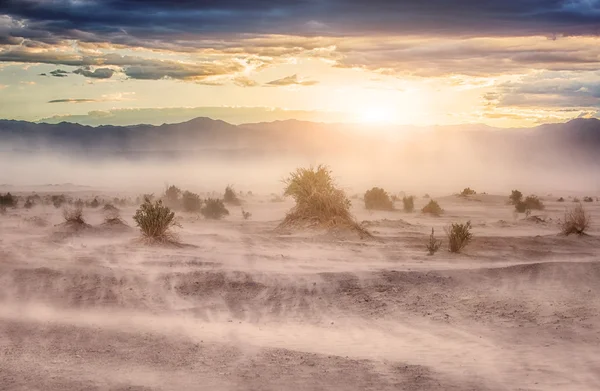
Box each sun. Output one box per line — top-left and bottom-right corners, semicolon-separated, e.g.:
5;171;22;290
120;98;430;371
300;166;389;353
358;106;396;124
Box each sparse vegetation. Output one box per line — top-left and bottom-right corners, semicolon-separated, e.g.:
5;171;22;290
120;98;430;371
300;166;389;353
223;185;241;205
446;221;473;253
0;192;17;208
460;187;476;197
402;196;415;213
515;195;544;213
182;191;202;213
242;208;252;220
63;206;85;225
364;187;394;210
583;196;593;203
426;228;442;255
560;203;591;236
422;199;443;216
201;198;229;220
279;165;367;235
133;198;179;243
509;190;523;205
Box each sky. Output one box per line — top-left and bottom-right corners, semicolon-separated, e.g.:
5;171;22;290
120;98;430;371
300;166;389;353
0;0;599;127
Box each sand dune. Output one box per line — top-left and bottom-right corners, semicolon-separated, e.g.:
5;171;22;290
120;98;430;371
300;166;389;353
1;192;599;390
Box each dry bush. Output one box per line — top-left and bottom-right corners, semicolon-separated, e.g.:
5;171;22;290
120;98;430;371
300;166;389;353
426;228;442;255
515;195;544;213
63;206;85;224
0;192;17;208
201;198;229;220
460;187;476;197
422;199;443;216
133;198;179;243
560;203;591;236
446;221;473;253
51;194;67;208
182;191;202;212
509;190;523;205
224;185;241;205
242;208;252;220
583;196;594;203
402;196;415;213
279;165;368;235
89;197;100;208
364;187;394;210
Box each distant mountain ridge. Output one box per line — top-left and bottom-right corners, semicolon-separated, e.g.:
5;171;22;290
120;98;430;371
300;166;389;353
1;117;599;166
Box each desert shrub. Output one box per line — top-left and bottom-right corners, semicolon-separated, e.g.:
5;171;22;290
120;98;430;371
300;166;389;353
422;199;443;216
242;208;252;220
90;197;100;208
133;198;179;243
557;197;565;202
201;198;229;219
224;185;241;205
509;190;523;205
426;228;442;255
446;221;473;253
583;196;593;203
460;187;476;197
364;187;394;210
402;196;415;213
182;191;202;213
51;194;67;208
63;206;85;224
560;203;591;236
279;165;367;235
24;197;35;209
0;192;17;208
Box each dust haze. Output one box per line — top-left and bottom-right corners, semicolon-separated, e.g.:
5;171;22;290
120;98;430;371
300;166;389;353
1;131;600;390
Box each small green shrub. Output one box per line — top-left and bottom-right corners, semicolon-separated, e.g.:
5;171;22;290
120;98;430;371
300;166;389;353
133;198;179;243
364;187;394;210
422;199;443;216
402;196;415;213
509;190;523;205
224;185;241;205
201;198;229;220
426;228;442;255
446;221;473;253
182;191;202;212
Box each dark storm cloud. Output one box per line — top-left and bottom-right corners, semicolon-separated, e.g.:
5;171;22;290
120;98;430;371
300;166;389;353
0;0;599;47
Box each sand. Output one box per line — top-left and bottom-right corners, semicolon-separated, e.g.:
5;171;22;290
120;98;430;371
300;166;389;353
1;192;599;390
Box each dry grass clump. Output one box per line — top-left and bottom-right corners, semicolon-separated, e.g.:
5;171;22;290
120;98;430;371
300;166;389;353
445;221;473;253
224;185;241;205
426;228;442;255
182;191;202;212
402;196;415;213
133;198;180;243
62;206;86;225
278;165;368;236
201;198;229;220
560;203;591;236
422;199;443;216
364;187;394;210
460;187;476;197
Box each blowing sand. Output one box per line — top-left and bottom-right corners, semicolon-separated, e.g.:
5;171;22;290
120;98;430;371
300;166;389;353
1;191;599;390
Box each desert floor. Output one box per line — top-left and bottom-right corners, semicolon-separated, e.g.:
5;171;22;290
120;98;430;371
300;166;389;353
1;190;599;390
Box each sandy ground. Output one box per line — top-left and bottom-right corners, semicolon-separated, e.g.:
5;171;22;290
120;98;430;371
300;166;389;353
1;191;599;390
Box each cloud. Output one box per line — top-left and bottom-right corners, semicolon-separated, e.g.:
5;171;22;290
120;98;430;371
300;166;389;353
49;69;68;77
73;67;115;79
48;98;97;103
233;76;258;87
266;74;318;86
